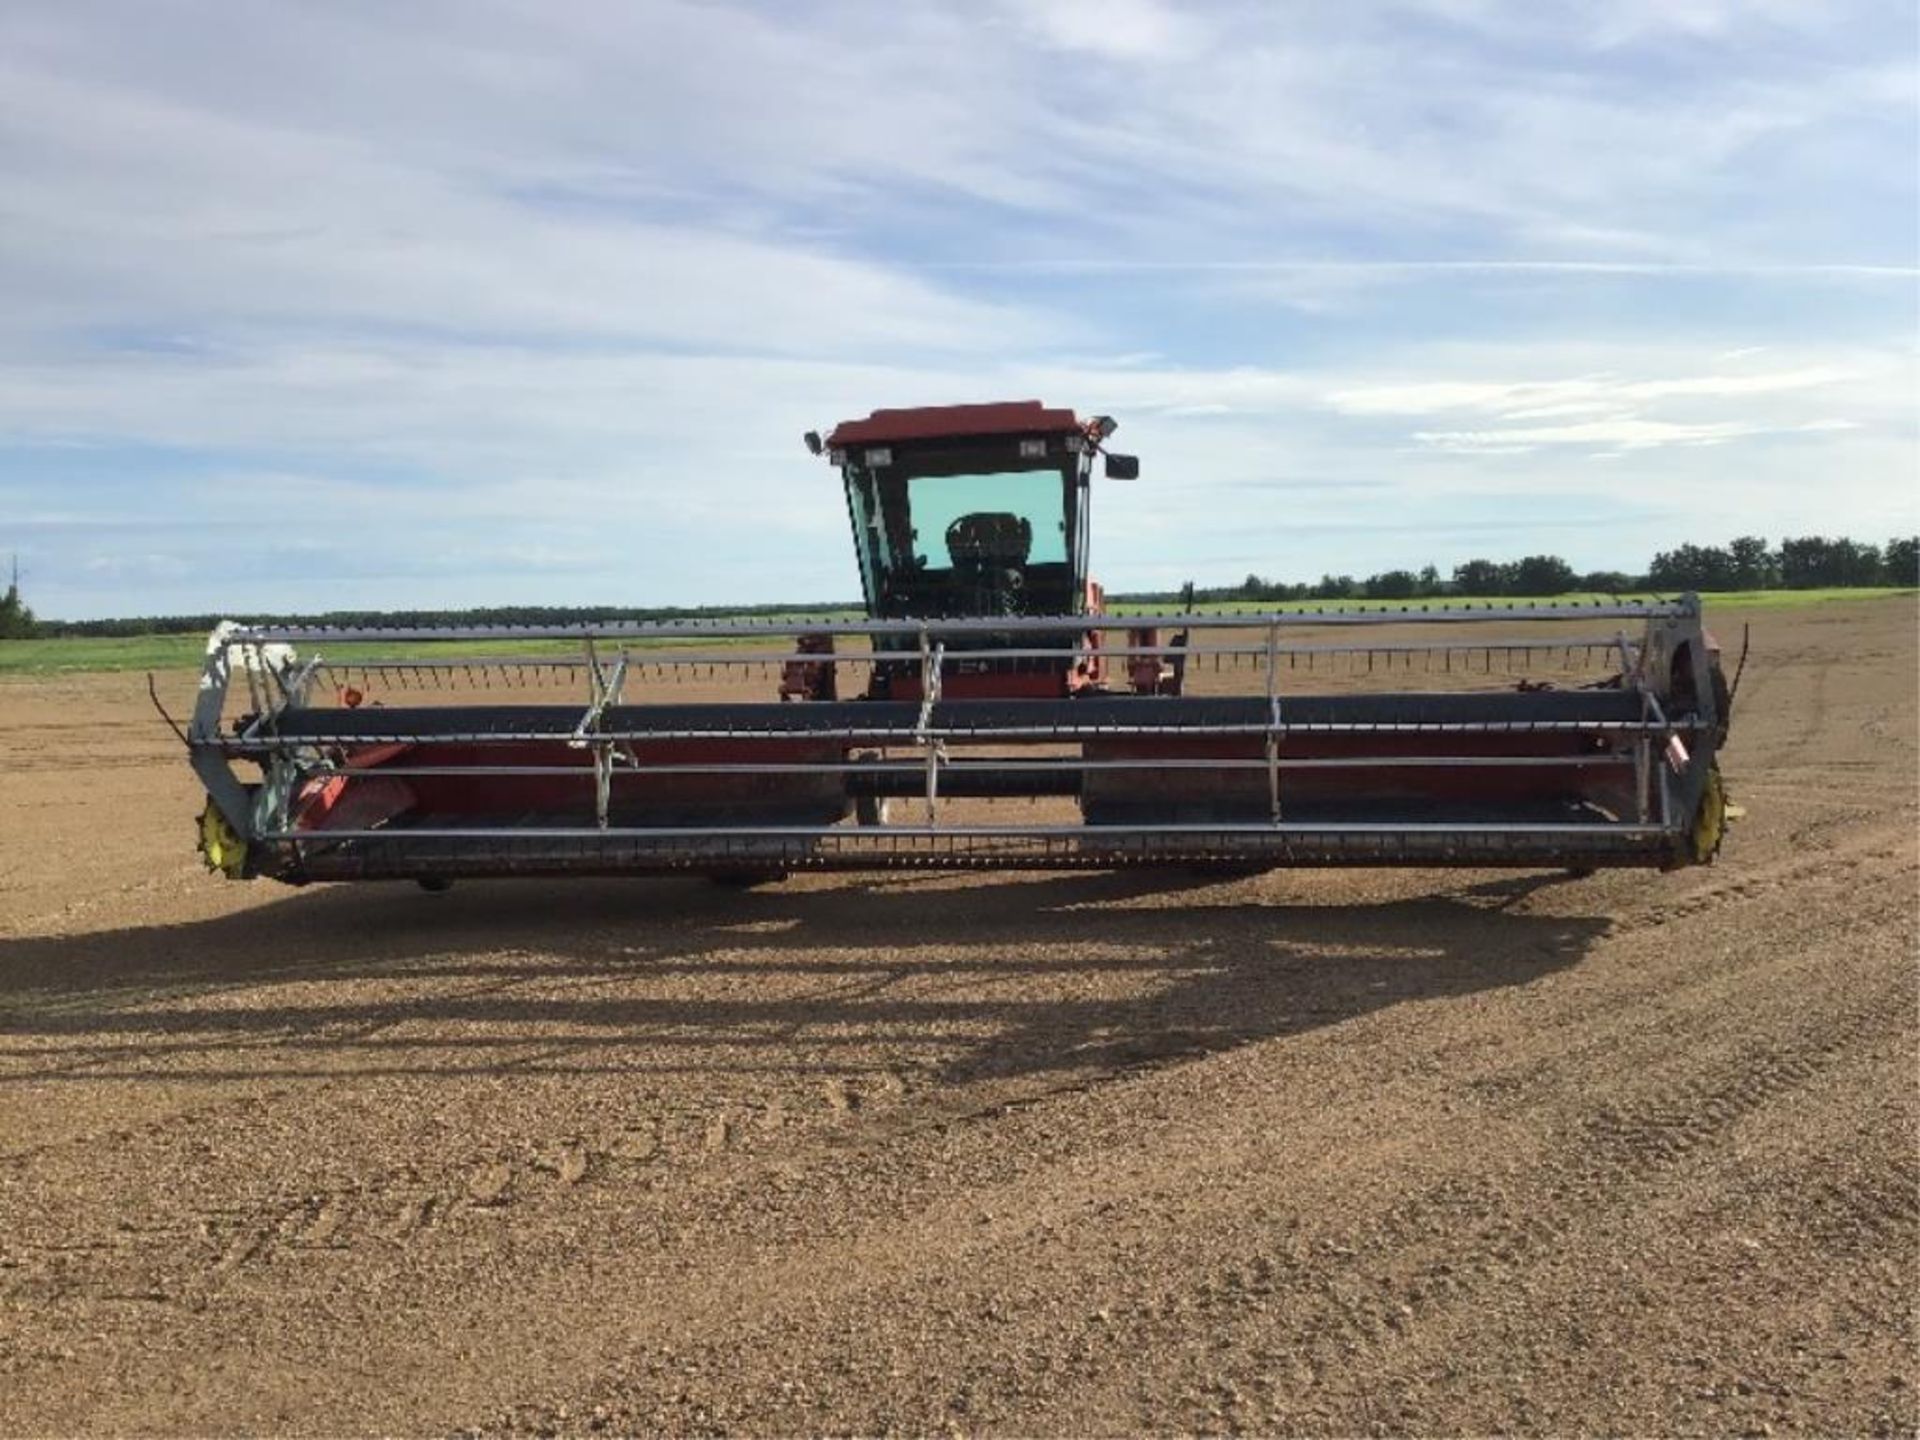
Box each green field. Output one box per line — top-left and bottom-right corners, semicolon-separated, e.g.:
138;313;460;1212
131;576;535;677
1;589;1911;676
0;632;214;675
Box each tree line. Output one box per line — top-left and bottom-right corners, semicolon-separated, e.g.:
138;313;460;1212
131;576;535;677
15;600;855;640
0;575;35;639
1128;534;1918;606
1;533;1913;638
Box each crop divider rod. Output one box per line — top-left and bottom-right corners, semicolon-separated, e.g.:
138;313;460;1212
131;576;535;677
1613;629;1640;682
1606;627;1652;824
260;645;302;708
1265;620;1282;823
236;654;326;744
571;653;629;748
573;642;631;829
1641;686;1690;829
915;634;945;823
232;638;267;719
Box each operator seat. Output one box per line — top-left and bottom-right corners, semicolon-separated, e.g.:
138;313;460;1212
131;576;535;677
945;512;1032;566
945;512;1033;617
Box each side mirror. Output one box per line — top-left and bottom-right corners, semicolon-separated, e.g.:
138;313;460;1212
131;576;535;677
1103;453;1140;480
803;430;824;456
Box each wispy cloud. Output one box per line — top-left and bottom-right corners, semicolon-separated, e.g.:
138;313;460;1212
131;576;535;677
1325;354;1895;458
1325;363;1857;418
1411;416;1855;454
914;260;1920;277
1013;0;1210;62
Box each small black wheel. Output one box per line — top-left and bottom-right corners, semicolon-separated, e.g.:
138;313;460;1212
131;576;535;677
416;876;454;894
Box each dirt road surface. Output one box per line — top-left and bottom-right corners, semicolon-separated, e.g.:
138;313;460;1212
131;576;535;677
2;597;1915;1436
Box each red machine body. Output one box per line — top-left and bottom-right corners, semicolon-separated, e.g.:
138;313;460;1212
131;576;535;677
188;402;1735;884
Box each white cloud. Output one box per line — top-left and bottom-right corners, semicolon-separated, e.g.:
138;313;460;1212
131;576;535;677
1417;417;1769;452
1325;364;1856;419
1319;358;1891;455
1012;0;1209;61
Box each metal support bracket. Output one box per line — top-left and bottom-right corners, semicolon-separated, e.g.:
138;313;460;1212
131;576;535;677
1265;620;1283;822
188;626;262;838
916;634;945;824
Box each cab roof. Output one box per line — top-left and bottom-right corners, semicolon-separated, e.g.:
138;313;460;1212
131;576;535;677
826;401;1081;450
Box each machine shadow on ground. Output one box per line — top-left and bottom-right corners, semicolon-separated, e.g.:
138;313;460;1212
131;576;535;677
0;870;1610;1090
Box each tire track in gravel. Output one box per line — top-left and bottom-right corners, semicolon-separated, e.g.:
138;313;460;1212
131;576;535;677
482;805;1918;1436
36;914;1913;1440
1574;980;1909;1181
1597;821;1909;939
1023;909;1917;1433
1;1032;926;1306
1789;1151;1920;1254
4;1059;596;1301
234;784;1918;1417
1382;1022;1920;1437
468;925;1904;1440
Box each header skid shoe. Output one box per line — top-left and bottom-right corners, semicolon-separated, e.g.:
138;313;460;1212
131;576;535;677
185;597;1732;885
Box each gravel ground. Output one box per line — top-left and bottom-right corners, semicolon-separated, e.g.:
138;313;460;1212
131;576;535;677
1;597;1914;1436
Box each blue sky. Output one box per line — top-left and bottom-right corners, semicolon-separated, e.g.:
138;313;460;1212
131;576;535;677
1;0;1914;618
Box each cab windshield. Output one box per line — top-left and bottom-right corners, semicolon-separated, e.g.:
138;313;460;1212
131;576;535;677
902;472;1068;571
844;457;1082;619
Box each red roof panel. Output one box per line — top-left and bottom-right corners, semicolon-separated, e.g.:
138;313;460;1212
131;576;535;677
827;401;1081;449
